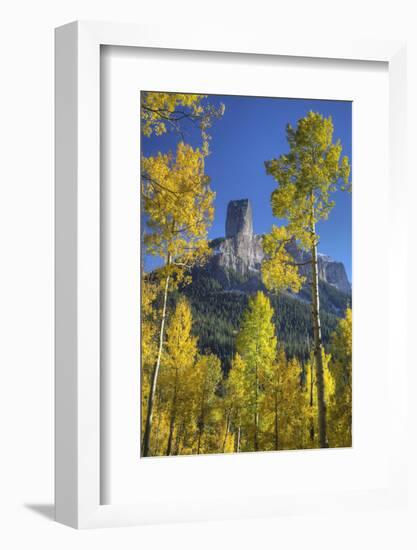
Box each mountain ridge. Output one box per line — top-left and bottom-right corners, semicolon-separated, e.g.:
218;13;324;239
197;198;351;313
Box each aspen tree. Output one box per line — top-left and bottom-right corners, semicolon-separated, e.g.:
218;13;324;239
193;354;222;454
141;93;223;456
304;351;335;448
141;143;215;456
224;353;247;452
141;92;224;154
264;112;350;447
141;278;159;440
162;298;198;455
236;292;277;451
328;308;352;447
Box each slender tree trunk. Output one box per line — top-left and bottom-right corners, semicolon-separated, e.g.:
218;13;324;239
166;372;178;456
166;406;177;456
310;354;314;407
222;409;231;452
197;384;208;454
274;392;279;451
142;257;171;457
197;421;203;455
174;419;185;455
310;201;328;448
254;363;259;452
154;404;161;455
178;423;188;455
309;354;315;442
236;425;241;453
197;408;205;455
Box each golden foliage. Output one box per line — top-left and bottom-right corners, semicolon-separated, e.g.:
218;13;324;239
264;111;351;449
303;350;336;448
261;225;305;293
236;292;277;451
142;141;215;286
141;92;206;137
328;308;352;447
141;107;352;457
141;92;225;154
140;93;222;456
262;352;308;450
265;111;351;248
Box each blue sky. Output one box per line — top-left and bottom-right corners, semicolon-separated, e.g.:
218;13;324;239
142;94;352;280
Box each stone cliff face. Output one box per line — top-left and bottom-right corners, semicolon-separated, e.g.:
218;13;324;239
285;242;352;295
208;200;264;289
225;199;254;238
205;199;351;295
317;255;351;294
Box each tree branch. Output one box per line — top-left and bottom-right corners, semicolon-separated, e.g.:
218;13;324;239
172;261;192;270
142;174;179;197
287;260;313;267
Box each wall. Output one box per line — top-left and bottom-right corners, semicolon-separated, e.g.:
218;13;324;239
0;0;415;548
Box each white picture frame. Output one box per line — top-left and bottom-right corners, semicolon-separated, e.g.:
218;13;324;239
55;20;407;529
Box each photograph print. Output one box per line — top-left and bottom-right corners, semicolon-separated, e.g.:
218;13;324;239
140;91;352;457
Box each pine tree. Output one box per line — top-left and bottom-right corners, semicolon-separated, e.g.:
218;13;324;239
264;111;350;447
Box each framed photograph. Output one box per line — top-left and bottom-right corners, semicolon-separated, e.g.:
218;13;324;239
55;21;407;528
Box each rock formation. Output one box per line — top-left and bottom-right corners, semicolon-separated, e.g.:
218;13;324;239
285;242;351;295
225;199;254;238
204;198;351;295
208;199;264;289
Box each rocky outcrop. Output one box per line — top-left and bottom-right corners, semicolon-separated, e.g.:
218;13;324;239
317;254;351;294
204;198;351;295
208;200;263;289
286;242;351;295
225;199;254;238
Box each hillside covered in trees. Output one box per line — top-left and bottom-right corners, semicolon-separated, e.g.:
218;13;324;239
174;197;351;370
180;273;349;370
